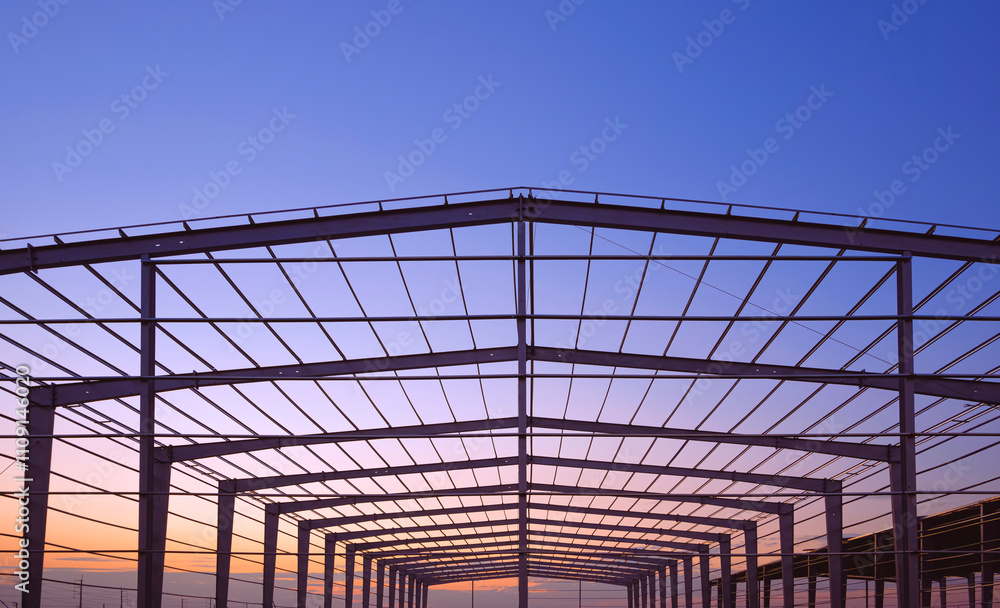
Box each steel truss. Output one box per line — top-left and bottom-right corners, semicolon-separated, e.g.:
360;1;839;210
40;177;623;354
3;188;1000;608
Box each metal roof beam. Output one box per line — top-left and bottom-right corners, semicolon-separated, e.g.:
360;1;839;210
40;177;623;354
535;346;1000;406
7;196;1000;276
534;416;894;462
46;346;517;407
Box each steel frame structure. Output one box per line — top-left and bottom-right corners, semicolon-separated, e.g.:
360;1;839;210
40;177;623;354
3;187;1000;607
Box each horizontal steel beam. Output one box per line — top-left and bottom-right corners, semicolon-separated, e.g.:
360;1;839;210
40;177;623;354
532;455;832;493
535;416;894;462
164;417;517;462
534;346;1000;407
46;346;517;407
0;198;518;275
262;482;786;522
270;484;519;515
315;516;721;545
353;527;704;554
7;197;998;277
530;483;790;514
533;198;1000;262
235;456;517;492
402;554;653;581
376;547;681;570
43;343;1000;408
362;538;701;560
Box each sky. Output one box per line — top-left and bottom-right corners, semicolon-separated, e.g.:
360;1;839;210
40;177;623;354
2;2;1000;607
2;1;999;240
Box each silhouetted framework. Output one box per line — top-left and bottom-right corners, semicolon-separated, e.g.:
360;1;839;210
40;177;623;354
2;187;999;607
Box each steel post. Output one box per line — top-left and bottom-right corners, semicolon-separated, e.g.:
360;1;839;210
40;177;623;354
389;566;397;608
298;522;311;608
325;535;337;608
263;507;279;607
216;480;236;607
20;397;54;608
137;256;165;608
825;493;844;608
376;560;385;608
778;510;794;608
345;545;356;608
362;555;372;608
516;199;529;608
892;254;920;608
745;524;759;608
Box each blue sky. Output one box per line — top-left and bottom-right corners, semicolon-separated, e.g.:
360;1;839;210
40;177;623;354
2;1;999;238
3;2;1000;606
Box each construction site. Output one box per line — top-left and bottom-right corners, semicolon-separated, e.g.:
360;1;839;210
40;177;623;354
1;188;998;607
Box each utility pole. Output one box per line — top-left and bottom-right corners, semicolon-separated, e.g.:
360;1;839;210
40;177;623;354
73;578;83;608
471;580;474;608
579;580;582;608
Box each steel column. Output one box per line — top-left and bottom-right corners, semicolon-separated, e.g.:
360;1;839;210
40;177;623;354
398;568;405;608
298;522;311;608
984;500;996;608
216;480;236;607
20;397;54;608
516;198;529;608
263;507;279;607
407;575;414;608
745;524;759;608
421;582;428;608
649;572;656;608
325;535;337;608
389;566;397;608
628;581;634;608
892;254;920;608
778;510;794;608
683;557;693;608
700;549;711;608
345;545;356;608
807;576;816;608
825;493;844;608
362;555;372;608
640;574;648;608
137;255;166;608
377;560;385;608
660;563;669;608
720;538;732;608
